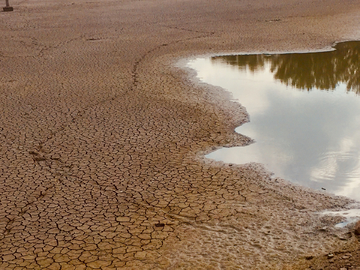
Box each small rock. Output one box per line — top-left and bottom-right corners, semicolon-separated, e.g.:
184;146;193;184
355;220;360;235
338;232;352;240
327;253;334;258
305;255;314;260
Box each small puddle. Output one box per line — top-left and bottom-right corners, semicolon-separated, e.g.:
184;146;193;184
188;41;360;202
320;203;360;228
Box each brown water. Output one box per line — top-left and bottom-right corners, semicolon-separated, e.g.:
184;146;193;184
188;41;360;201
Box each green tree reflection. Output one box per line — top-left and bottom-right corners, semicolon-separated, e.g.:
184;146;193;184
212;42;360;94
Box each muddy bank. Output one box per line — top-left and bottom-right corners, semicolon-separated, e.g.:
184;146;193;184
1;0;360;269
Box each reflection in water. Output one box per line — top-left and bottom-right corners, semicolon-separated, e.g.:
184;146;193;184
321;204;360;227
213;42;360;93
188;41;360;201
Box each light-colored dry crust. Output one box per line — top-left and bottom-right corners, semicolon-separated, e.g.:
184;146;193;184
1;0;360;269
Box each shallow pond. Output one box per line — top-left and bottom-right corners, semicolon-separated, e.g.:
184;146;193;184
188;41;360;201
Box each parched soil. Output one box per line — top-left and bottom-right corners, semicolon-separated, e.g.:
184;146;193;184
1;0;360;269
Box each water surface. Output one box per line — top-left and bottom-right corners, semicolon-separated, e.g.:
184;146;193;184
188;42;360;201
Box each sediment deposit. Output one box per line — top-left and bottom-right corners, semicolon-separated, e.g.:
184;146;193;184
1;0;360;269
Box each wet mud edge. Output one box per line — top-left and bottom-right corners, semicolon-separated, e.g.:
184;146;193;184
179;50;360;239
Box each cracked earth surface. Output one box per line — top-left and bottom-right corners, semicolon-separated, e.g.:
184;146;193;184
1;0;360;269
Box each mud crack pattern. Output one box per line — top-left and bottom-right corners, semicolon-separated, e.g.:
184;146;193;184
1;0;360;269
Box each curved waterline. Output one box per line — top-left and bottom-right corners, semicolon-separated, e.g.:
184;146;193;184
188;41;360;201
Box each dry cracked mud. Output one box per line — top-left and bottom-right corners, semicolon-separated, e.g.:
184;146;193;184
1;0;360;269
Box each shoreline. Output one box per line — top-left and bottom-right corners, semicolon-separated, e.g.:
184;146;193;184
180;42;360;268
186;42;360;202
1;0;360;268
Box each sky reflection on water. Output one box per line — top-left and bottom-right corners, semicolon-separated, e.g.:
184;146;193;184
188;42;360;201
